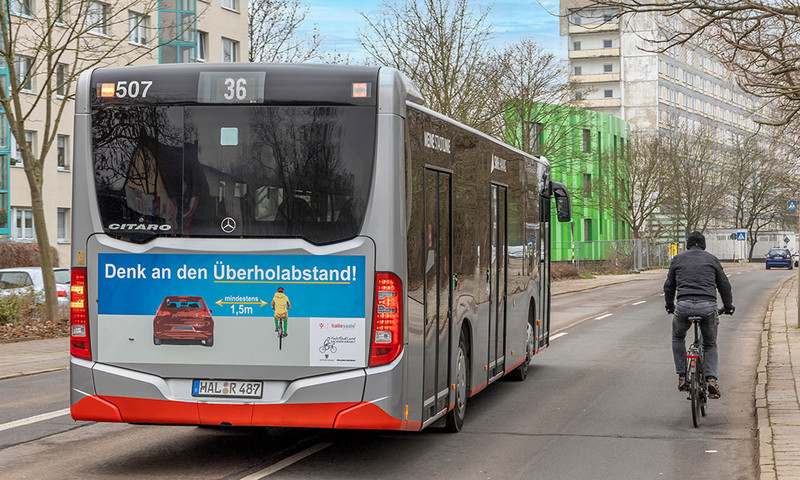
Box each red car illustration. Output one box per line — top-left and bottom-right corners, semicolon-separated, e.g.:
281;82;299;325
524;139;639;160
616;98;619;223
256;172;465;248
153;296;214;346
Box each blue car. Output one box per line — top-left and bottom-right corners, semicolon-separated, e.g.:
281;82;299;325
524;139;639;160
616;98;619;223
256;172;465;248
766;248;793;270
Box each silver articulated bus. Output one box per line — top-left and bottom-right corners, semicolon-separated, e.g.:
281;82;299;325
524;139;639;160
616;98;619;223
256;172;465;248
69;64;571;432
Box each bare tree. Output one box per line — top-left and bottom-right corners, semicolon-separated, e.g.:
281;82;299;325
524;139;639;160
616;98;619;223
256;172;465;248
0;0;196;321
593;131;669;239
248;0;331;63
657;116;727;239
580;0;800;126
357;0;504;130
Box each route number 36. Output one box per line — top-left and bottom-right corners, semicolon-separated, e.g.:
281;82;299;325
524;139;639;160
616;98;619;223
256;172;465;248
115;80;153;98
224;77;248;100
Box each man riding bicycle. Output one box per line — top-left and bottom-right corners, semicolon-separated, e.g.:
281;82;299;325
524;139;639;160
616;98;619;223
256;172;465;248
664;231;734;398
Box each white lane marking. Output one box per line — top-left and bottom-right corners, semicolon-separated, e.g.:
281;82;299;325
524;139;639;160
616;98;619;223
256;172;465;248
726;274;732;277
550;332;568;341
595;313;613;320
705;450;717;453
658;293;665;296
0;408;71;433
242;443;332;479
631;300;646;306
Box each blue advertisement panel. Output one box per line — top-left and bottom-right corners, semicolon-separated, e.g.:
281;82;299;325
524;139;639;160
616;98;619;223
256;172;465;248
96;253;368;367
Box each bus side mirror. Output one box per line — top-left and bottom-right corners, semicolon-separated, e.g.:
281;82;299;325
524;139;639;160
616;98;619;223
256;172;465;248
551;181;571;222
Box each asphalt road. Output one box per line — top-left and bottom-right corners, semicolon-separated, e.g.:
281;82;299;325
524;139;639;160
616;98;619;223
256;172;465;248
0;265;788;479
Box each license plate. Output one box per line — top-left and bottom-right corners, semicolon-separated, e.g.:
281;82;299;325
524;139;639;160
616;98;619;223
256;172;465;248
192;379;263;398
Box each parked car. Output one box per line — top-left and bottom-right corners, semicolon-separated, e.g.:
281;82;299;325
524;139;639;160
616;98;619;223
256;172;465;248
0;267;70;307
766;248;793;270
153;296;214;346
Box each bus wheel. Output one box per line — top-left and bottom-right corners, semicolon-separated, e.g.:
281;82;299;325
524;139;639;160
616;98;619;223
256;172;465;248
509;319;533;382
445;333;469;432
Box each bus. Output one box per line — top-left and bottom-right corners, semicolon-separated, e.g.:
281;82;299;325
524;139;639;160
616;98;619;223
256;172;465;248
69;64;571;432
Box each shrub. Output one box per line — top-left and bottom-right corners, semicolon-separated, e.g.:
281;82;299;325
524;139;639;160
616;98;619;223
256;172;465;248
0;289;46;325
0;242;59;269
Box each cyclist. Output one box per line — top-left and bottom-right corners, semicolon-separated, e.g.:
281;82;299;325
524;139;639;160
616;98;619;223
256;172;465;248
271;287;291;337
664;231;734;398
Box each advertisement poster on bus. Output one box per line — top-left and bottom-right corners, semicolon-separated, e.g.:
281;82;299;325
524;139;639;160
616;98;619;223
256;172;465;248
95;253;367;367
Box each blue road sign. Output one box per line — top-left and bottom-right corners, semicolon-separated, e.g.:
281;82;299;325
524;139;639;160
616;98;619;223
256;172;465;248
788;200;798;211
736;231;746;241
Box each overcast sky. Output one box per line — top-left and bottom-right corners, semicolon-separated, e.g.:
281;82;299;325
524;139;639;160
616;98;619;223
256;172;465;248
301;0;566;62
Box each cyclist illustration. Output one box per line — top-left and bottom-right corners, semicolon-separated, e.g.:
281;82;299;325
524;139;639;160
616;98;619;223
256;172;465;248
271;287;291;341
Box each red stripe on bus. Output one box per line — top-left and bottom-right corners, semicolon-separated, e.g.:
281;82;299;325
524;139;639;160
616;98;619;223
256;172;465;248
71;395;123;422
334;402;419;431
71;395;417;430
470;381;488;396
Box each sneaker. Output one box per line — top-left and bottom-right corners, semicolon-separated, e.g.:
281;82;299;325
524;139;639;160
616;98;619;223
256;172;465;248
707;378;721;399
678;375;688;392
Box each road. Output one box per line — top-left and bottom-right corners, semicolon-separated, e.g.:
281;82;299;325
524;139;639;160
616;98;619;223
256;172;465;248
0;265;787;479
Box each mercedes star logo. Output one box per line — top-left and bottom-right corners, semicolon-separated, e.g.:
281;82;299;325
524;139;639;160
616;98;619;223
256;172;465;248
221;217;236;234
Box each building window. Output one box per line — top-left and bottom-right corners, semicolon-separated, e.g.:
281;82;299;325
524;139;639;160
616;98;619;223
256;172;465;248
582;129;591;152
573;41;581;51
87;2;109;35
524;122;543;153
222;38;239;62
15;56;34;92
56;64;67;97
57;209;69;242
604;13;614;22
604;64;613;73
604;89;613;98
128;12;148;45
10;0;33;16
14;131;35;167
197;31;208;61
0;113;7;148
57;135;69;170
575;91;583;100
584;219;592;242
583;173;592;198
574;66;582;75
221;0;238;11
14;208;34;240
603;39;613;48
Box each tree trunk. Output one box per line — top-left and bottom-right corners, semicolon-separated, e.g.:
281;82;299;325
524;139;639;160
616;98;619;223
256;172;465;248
26;171;58;323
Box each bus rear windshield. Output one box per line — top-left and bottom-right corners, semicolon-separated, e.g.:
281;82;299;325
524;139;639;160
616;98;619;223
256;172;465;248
92;105;376;244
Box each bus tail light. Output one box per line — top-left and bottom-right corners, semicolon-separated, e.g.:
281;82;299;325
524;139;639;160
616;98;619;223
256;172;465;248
70;267;91;360
370;272;403;367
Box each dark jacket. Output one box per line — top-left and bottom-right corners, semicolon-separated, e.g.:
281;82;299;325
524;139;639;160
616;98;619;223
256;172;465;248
664;246;733;309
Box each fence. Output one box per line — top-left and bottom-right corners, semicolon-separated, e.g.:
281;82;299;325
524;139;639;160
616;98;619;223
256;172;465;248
553;239;672;272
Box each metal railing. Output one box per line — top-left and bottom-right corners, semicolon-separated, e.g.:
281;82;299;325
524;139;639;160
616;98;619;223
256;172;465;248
553;239;672;272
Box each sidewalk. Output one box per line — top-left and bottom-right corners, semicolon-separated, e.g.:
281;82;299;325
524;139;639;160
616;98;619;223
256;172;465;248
758;274;800;479
0;337;68;380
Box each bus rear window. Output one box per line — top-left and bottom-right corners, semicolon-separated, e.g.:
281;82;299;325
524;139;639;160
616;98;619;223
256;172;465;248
92;105;376;244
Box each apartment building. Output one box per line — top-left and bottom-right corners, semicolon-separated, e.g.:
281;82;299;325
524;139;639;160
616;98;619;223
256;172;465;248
560;1;766;139
2;0;249;265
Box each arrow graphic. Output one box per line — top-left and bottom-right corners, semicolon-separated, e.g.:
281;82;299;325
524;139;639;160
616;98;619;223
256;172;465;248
216;299;268;307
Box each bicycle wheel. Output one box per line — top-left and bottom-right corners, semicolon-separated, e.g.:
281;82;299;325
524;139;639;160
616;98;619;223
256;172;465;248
690;368;702;427
699;359;707;417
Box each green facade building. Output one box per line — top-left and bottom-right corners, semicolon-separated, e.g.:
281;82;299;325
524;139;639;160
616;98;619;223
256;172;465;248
506;103;631;261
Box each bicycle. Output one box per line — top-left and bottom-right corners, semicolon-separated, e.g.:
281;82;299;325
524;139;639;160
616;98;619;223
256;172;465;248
685;314;707;428
276;316;287;350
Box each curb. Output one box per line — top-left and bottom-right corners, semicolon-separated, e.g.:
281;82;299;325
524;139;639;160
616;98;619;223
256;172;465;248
0;366;68;381
755;275;793;479
552;270;666;297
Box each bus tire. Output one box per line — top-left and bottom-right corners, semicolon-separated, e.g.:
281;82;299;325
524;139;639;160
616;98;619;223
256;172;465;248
509;318;534;382
445;333;469;432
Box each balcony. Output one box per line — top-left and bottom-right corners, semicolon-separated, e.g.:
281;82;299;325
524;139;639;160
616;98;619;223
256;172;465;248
570;73;621;83
569;48;620;59
572;98;622;108
569;23;619;34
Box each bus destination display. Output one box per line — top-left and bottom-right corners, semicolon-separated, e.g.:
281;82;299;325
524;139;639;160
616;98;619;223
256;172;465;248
197;71;266;103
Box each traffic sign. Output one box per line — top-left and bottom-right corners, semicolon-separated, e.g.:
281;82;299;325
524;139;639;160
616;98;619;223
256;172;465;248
729;233;737;240
736;231;746;241
789;200;798;211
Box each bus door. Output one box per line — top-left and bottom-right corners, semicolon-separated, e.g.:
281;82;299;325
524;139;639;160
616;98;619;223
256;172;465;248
423;167;453;422
489;183;507;379
538;193;552;349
